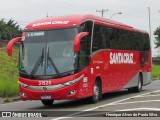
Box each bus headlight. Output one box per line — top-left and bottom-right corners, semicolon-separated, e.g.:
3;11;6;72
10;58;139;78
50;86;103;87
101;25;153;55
19;82;29;88
63;74;84;86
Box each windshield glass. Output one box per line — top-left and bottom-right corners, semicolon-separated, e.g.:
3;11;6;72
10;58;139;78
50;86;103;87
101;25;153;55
20;28;78;79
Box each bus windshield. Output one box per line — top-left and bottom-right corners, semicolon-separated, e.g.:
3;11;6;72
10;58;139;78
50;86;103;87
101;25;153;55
19;28;78;79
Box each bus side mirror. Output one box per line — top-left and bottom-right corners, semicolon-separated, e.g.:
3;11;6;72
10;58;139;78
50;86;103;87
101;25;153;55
7;37;21;56
73;32;89;53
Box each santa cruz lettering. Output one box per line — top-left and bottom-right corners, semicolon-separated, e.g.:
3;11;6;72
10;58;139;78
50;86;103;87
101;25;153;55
32;21;70;27
110;52;133;64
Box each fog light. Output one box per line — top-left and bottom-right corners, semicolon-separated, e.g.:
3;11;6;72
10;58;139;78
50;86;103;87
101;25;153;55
20;92;26;97
68;90;76;96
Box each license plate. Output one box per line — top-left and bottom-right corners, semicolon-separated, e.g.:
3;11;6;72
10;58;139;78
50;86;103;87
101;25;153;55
41;95;51;100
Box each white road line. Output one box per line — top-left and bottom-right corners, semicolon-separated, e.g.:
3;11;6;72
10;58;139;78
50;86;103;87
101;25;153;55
149;89;160;93
136;94;160;98
51;117;73;120
128;90;160;99
112;100;160;106
83;91;156;111
51;90;160;120
117;107;160;111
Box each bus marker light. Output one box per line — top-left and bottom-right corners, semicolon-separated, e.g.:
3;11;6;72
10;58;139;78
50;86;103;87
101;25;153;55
96;66;100;69
83;77;88;82
91;68;94;74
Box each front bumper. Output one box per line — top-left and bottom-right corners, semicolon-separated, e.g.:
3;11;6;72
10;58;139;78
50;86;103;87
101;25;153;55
19;82;82;100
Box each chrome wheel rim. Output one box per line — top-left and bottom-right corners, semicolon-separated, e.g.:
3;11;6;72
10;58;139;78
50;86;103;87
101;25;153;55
94;84;99;100
138;76;142;90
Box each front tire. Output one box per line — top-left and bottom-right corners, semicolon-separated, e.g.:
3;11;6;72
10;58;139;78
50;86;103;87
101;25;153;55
90;81;101;103
41;100;54;106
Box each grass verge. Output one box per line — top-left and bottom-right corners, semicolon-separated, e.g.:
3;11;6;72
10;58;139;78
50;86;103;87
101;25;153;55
152;64;160;79
0;47;19;97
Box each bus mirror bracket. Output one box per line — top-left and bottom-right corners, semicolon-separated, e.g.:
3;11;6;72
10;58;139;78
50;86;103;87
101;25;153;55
74;32;89;53
7;37;21;56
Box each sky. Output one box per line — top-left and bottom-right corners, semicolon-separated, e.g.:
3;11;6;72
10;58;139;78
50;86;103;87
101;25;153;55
0;0;160;56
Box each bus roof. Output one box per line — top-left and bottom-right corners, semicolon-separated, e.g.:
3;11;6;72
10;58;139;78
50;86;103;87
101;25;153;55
25;14;148;34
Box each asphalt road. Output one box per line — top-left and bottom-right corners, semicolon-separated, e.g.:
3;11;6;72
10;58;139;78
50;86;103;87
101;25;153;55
0;80;160;120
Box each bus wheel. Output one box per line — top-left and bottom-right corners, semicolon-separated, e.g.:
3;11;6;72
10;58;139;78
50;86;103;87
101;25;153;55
41;100;54;106
90;80;101;103
128;74;142;92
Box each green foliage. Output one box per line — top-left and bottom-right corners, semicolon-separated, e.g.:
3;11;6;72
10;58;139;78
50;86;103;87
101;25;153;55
0;47;19;97
0;19;22;40
152;64;160;79
154;26;160;48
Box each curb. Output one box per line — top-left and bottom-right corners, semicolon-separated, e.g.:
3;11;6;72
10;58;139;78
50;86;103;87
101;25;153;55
152;78;160;80
12;96;20;101
0;96;20;104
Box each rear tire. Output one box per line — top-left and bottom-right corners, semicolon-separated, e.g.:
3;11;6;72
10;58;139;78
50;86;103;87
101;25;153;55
41;100;54;106
128;74;142;93
90;80;101;103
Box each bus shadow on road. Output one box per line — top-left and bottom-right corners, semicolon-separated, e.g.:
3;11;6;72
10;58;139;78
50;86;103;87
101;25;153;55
101;89;147;102
31;89;148;110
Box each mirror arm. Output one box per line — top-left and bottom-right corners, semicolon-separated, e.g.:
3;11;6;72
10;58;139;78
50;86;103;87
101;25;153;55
7;37;21;56
74;32;89;52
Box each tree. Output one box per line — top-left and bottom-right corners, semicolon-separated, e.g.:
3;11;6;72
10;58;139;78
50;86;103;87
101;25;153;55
0;19;22;40
154;26;160;48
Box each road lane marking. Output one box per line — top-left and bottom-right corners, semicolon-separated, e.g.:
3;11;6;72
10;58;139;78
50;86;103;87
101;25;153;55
136;94;160;98
117;107;160;111
51;90;160;120
83;91;158;111
150;90;160;93
111;100;160;106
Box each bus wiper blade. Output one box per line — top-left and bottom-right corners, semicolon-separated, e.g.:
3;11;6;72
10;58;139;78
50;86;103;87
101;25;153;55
60;70;74;77
20;71;34;79
41;47;44;67
30;48;44;76
47;47;61;77
30;56;43;76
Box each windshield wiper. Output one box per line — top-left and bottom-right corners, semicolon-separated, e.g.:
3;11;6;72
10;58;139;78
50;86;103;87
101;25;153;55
30;47;61;77
30;48;44;76
47;47;61;76
60;70;74;77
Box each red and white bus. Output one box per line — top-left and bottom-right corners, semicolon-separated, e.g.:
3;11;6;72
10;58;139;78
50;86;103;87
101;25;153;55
7;14;151;105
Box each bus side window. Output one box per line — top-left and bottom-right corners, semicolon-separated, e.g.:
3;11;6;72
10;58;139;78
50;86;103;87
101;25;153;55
78;21;93;71
100;27;108;49
92;24;104;52
79;21;93;55
78;37;90;70
107;28;116;49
